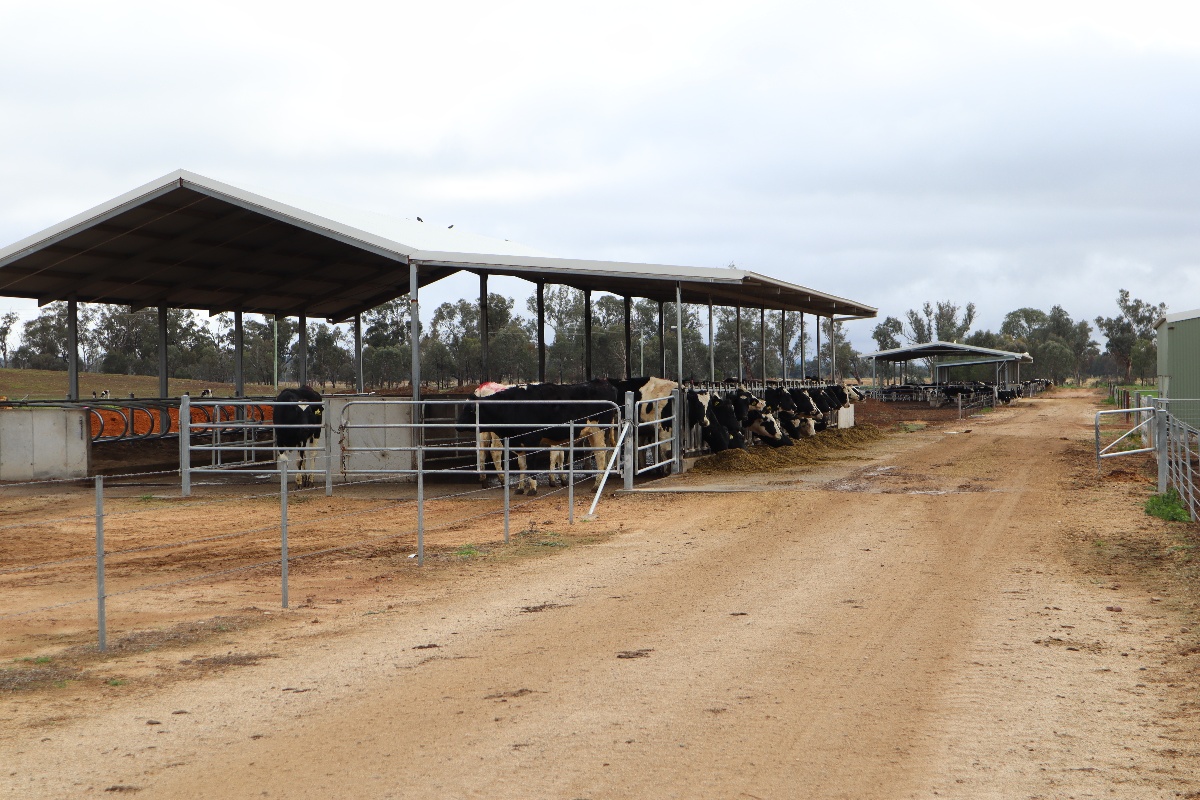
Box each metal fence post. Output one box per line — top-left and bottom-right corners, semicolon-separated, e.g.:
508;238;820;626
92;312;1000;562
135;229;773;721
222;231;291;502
568;422;575;524
1158;402;1169;494
280;454;289;609
417;444;425;565
180;393;191;497
502;438;510;544
1185;426;1196;519
672;388;683;474
624;391;636;491
324;409;333;497
95;475;106;652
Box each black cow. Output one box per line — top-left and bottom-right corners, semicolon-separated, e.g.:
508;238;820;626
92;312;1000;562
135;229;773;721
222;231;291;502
724;386;791;447
684;389;736;453
708;395;746;450
274;385;324;489
765;387;815;440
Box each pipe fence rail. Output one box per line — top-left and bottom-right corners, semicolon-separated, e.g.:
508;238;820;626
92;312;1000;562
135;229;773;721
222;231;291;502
1095;397;1200;522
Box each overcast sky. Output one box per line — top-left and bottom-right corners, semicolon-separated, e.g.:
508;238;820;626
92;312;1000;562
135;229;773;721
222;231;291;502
2;0;1199;351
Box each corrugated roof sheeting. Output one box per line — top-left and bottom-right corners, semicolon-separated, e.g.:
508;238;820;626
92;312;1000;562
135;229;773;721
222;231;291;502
0;170;876;321
867;340;1032;363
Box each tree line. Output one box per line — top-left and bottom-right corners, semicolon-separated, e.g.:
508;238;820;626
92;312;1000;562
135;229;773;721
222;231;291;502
870;290;1166;385
0;293;846;390
0;288;1166;390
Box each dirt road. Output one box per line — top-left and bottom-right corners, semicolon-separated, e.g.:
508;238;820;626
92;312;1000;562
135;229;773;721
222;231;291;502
4;390;1199;798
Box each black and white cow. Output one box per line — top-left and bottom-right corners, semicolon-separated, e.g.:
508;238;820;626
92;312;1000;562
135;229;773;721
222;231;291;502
765;386;816;440
683;389;738;453
612;376;679;469
274;385;324;489
456;380;620;495
725;386;791;447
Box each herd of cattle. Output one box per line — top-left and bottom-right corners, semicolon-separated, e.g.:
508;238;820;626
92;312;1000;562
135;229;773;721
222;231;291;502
265;375;1055;492
267;378;868;493
451;378;865;494
880;379;1052;406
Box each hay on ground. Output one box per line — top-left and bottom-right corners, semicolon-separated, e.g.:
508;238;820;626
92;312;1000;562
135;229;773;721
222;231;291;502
689;423;885;475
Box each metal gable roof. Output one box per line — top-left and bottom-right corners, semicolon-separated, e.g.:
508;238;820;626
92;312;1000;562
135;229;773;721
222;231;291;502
0;170;876;322
866;340;1032;363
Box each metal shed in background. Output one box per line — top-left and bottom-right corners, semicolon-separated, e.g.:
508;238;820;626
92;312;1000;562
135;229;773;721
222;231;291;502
0;169;876;401
1156;308;1200;429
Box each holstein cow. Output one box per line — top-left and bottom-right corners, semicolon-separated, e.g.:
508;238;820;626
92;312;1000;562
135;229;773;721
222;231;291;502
464;381;514;488
274;385;324;489
765;386;816;440
685;389;732;453
726;386;791;447
612;376;679;470
457;380;619;495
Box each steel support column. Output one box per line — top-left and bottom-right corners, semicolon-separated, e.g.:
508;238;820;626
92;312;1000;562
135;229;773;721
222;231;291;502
830;318;837;381
736;305;743;381
623;296;632;380
760;307;766;386
799;313;806;380
67;299;79;400
353;313;363;393
815;318;822;383
479;273;489;383
584;289;593;380
658;301;666;378
781;311;787;381
536;280;546;383
233;310;244;397
675;284;684;383
409;260;421;405
708;301;715;382
297;314;308;386
158;305;169;399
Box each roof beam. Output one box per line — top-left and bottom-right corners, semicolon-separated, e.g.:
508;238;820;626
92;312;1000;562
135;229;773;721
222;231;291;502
69;206;264;298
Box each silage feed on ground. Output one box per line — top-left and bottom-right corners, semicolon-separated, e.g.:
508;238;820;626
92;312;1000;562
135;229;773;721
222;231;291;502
689;424;885;475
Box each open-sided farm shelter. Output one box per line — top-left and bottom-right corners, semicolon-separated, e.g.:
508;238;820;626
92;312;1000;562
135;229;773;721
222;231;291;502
866;340;1032;387
0;170;875;404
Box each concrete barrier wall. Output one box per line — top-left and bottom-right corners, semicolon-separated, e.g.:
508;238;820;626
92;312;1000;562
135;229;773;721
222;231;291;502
0;407;91;481
837;404;855;429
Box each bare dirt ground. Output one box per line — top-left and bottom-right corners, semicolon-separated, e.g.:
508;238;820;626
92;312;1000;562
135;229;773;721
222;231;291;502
3;389;1200;798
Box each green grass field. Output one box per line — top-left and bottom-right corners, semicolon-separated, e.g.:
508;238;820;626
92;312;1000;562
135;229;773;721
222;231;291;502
0;367;279;400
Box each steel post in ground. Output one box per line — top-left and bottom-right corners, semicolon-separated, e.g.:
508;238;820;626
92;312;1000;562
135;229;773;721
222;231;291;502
324;412;333;496
417;445;425;564
624;391;636;491
958;394;962;420
672;388;683;474
280;455;289;609
568;422;575;524
95;476;106;652
503;438;511;544
1185;427;1197;520
1155;401;1167;492
1169;416;1179;495
180;393;191;497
